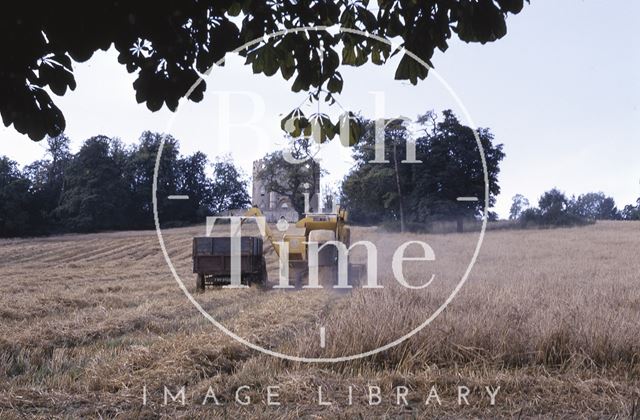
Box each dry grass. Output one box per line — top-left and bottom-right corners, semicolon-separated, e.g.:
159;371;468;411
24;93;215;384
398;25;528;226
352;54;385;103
0;221;638;418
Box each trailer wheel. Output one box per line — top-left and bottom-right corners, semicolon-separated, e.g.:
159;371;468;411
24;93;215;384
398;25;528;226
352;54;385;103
196;273;205;292
251;258;268;289
260;259;268;286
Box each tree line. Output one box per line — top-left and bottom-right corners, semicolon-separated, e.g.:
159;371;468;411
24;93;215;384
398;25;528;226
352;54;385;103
338;110;640;231
0;132;250;237
509;189;640;227
3;112;638;238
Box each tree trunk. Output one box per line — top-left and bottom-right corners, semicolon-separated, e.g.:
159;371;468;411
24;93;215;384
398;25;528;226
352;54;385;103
310;159;319;213
392;142;405;233
456;216;464;233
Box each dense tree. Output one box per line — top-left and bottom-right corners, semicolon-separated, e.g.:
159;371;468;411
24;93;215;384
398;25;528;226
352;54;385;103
517;190;639;227
0;131;252;237
518;188;590;227
536;188;572;223
569;192;619;221
341;118;412;227
22;134;72;226
0;157;36;236
127;133;251;226
509;194;529;220
174;152;215;223
416;110;504;231
210;156;252;214
127;131;181;227
54;136;130;232
622;198;640;221
342;110;504;232
2;1;527;140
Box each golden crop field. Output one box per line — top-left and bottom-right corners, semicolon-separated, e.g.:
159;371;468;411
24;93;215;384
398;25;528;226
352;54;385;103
0;221;638;418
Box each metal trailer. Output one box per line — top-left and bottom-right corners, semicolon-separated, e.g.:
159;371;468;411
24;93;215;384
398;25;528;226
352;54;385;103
192;236;267;290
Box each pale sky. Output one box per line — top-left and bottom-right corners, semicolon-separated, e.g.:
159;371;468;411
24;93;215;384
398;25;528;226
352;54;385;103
1;0;639;218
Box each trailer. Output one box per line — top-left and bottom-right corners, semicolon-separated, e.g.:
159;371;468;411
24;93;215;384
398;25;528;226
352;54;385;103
192;236;266;290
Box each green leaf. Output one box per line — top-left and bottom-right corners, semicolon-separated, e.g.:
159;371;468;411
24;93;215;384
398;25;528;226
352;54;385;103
354;46;368;66
372;46;383;65
228;2;242;16
387;11;404;37
342;45;356;65
497;0;524;13
279;52;295;80
338;112;360;146
394;54;412;82
262;44;279;76
394;54;428;84
326;74;343;93
303;123;312;137
281;108;305;137
291;74;304;92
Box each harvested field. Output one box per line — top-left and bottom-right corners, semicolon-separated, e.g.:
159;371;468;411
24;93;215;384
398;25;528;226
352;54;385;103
0;221;638;418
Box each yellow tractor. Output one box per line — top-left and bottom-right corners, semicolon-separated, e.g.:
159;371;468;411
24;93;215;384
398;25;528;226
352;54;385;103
216;207;364;287
244;206;350;258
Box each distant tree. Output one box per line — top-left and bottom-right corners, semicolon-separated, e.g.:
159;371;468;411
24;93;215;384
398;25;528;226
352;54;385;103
341;118;416;230
518;207;541;227
416;110;505;232
210;156;251;214
22;134;72;225
0;157;36;236
1;131;256;235
54;136;130;232
509;194;529;220
519;188;590;227
21;159;53;226
256;138;322;215
341;118;402;225
538;188;569;221
342;110;505;232
46;134;72;184
2;2;527;141
570;192;620;220
621;198;640;220
128;131;181;227
174;152;214;222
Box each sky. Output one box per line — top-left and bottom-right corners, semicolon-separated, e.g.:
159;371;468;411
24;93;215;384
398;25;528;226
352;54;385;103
1;0;639;218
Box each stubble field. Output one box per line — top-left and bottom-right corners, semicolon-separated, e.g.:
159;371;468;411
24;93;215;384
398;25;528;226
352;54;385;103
0;221;638;418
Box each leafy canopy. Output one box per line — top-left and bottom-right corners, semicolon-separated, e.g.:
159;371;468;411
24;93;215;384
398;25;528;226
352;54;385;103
3;1;526;140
